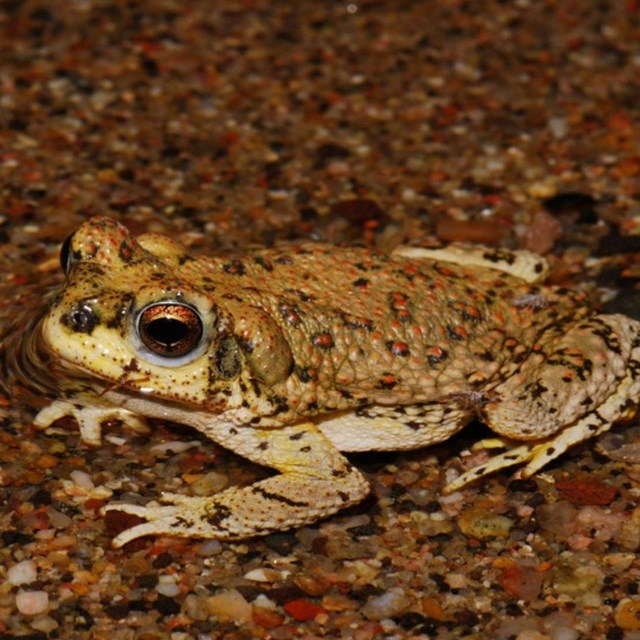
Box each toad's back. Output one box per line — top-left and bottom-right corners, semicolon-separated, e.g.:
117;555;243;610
177;243;589;417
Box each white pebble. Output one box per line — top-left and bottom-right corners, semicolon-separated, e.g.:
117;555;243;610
8;560;37;586
149;440;200;455
29;614;59;633
70;469;94;490
362;588;408;620
156;574;181;597
16;590;49;615
196;539;223;556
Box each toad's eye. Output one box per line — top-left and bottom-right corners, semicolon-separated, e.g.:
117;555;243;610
137;302;203;358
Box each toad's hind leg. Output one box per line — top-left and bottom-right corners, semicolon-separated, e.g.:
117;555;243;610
445;314;640;493
104;422;370;547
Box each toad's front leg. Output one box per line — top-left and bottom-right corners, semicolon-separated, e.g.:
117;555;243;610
104;422;370;547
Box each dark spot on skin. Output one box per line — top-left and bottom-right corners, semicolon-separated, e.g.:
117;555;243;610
119;241;133;263
378;373;398;389
271;398;290;415
300;446;311;452
253;486;308;508
446;325;466;341
258;442;269;450
353;278;369;287
388;291;412;322
178;254;195;265
223;259;246;275
529;382;548;399
426;346;448;364
276;256;294;265
238;336;255;353
279;302;303;327
387;340;410;357
295;289;314;302
482;249;516;265
206;504;232;527
312;332;334;350
62;301;99;334
123;358;140;373
295;366;315;383
253;256;273;271
212;335;242;380
289;432;304;440
341;312;374;331
106;293;135;329
338;491;350;502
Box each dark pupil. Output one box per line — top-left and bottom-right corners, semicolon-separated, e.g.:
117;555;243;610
147;318;187;346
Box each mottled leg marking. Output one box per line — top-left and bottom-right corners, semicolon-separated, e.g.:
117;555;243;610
318;402;471;452
104;421;369;547
33;400;149;446
444;315;640;493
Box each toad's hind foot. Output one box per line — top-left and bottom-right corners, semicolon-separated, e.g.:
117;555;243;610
103;421;370;547
105;469;369;547
444;334;640;494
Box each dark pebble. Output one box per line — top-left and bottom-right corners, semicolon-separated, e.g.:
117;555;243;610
1;531;35;546
329;198;388;227
104;603;130;620
601;292;640;321
262;531;299;555
154;594;181;616
507;478;538;493
313;143;351;169
394;611;433;631
595;233;640;256
543;191;598;223
267;585;307;604
135;574;159;589
348;522;384;537
152;552;174;569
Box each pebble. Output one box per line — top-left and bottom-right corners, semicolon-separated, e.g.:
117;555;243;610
70;469;95;490
499;564;544;601
189;470;228;496
614;598;640;630
206;589;252;624
196;539;223;556
535;502;577;537
457;508;514;539
7;559;37;586
283;597;326;622
16;590;49;615
30;614;59;633
362;588;409;621
156;574;181;597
